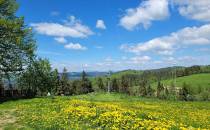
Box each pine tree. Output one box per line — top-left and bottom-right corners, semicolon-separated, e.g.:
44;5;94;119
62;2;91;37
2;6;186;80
51;69;60;95
121;75;129;93
111;78;119;92
96;77;104;91
0;0;36;85
146;84;153;97
59;67;69;95
179;82;190;101
139;79;147;96
157;81;164;98
81;70;93;94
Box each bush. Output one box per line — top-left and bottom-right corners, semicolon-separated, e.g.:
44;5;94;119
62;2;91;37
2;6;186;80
200;91;210;101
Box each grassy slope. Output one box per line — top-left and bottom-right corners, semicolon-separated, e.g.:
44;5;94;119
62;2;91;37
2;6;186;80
111;70;143;78
152;73;210;89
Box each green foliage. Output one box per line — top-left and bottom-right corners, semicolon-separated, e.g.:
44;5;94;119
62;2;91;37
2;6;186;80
51;69;60;95
156;81;164;98
120;75;130;93
139;80;147;96
199;91;210;101
81;71;93;94
0;0;36;75
146;85;154;97
59;67;69;95
111;78;119;92
17;58;55;96
179;82;191;101
96;77;104;91
152;73;210;92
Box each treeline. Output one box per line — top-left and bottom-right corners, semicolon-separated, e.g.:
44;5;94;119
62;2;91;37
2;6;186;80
93;65;210;101
18;61;93;96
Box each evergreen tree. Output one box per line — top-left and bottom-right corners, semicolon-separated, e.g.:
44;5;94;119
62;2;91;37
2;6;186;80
139;79;147;96
96;77;104;91
157;81;164;98
179;82;190;101
120;75;129;93
146;84;153;97
51;69;60;95
60;67;69;95
0;0;36;86
81;70;93;94
111;78;119;92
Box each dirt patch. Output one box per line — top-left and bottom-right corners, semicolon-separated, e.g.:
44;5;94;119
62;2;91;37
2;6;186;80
0;109;16;130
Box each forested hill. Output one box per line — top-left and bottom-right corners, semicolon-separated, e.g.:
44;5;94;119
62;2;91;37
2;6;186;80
109;65;210;80
69;65;210;80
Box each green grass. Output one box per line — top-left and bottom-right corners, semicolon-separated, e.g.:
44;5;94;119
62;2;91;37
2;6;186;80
152;73;210;89
0;93;210;129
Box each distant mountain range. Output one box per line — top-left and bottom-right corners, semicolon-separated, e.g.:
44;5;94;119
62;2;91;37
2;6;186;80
67;71;109;79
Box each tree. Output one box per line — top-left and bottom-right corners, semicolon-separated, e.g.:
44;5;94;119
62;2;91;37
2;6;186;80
146;84;153;97
17;58;53;96
0;78;4;96
120;75;129;93
81;70;93;94
179;82;190;101
157;81;164;98
59;67;69;95
0;0;36;87
96;77;104;91
111;78;119;92
139;79;147;96
51;69;60;95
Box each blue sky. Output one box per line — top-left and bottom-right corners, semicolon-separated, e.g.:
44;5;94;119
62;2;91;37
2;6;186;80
16;0;210;72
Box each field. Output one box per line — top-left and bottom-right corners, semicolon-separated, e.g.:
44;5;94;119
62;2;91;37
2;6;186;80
152;73;210;89
0;93;210;130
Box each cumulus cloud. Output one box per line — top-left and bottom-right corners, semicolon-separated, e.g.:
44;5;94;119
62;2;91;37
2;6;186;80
54;37;67;43
173;0;210;22
120;24;210;55
96;20;106;29
129;56;151;64
64;43;87;50
119;0;169;30
31;16;93;38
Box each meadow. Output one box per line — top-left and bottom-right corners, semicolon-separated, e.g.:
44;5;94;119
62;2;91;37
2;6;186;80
0;93;210;130
152;73;210;89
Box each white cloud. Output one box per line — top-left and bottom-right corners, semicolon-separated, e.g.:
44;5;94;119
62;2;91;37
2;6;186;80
119;0;169;30
31;16;93;38
64;43;87;50
130;56;151;64
54;37;67;43
96;20;106;29
120;24;210;55
174;0;210;22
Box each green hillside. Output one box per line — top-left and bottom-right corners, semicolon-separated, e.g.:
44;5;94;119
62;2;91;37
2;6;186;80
152;73;210;89
111;70;143;78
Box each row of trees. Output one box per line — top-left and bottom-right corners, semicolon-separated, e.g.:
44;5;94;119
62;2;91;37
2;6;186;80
94;74;210;101
17;60;94;96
